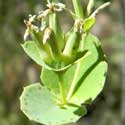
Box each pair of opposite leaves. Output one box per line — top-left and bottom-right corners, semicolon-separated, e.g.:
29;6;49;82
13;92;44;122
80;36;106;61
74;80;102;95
20;33;107;125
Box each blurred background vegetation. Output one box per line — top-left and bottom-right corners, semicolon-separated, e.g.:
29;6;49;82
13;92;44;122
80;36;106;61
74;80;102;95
0;0;123;125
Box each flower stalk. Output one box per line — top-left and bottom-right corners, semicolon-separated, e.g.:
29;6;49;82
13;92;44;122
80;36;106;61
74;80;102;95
87;0;94;16
58;71;66;105
72;0;84;18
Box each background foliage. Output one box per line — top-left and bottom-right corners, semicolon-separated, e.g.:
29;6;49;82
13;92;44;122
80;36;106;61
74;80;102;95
0;0;122;125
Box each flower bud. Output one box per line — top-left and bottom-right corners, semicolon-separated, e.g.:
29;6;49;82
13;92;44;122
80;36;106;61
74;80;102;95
63;23;81;57
43;27;52;44
24;29;29;41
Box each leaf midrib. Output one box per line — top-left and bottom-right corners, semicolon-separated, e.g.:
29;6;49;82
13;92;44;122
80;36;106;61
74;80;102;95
66;63;81;101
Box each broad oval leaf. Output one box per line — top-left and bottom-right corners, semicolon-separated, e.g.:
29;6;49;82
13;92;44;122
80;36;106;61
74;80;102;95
20;83;87;125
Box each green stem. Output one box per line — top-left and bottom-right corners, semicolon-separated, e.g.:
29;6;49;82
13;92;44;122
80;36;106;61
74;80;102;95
58;71;66;104
49;13;64;52
87;0;94;16
72;0;84;18
67;63;80;101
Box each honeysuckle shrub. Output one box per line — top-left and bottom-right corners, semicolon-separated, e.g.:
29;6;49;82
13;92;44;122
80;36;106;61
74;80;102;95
20;0;110;124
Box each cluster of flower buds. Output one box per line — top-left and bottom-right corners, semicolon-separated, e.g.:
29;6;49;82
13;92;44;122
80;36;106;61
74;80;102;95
23;1;110;71
24;2;66;40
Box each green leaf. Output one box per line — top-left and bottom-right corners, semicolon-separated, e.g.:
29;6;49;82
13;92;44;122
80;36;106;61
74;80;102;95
67;34;108;104
41;68;60;97
70;61;107;105
20;83;87;125
83;17;95;32
22;41;46;66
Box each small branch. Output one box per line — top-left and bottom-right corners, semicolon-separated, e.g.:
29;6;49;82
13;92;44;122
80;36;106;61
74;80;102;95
91;2;110;17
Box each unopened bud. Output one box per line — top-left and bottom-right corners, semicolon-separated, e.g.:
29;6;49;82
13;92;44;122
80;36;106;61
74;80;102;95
24;29;29;40
43;28;52;44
